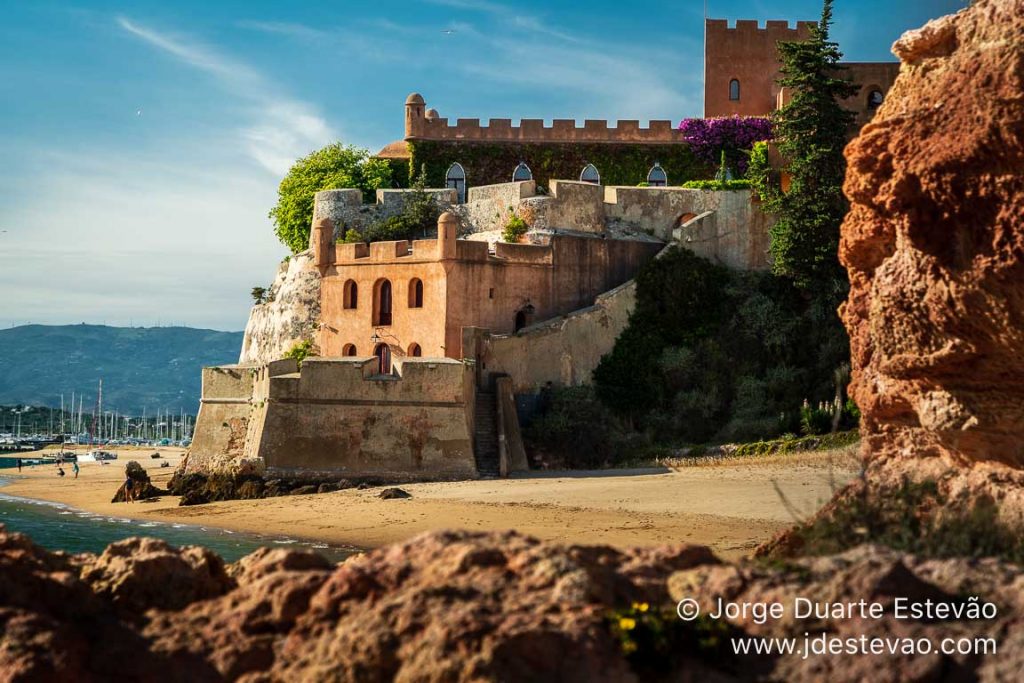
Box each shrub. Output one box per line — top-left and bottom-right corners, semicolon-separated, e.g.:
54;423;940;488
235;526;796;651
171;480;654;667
746;140;772;201
283;339;315;366
502;212;529;243
250;287;267;304
677;115;772;175
680;179;752;191
355;165;441;244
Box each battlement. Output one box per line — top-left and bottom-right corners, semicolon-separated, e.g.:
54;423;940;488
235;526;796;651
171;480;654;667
705;18;816;35
404;94;683;144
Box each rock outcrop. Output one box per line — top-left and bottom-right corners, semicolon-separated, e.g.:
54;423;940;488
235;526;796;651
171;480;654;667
1;525;1020;681
840;0;1024;471
238;252;321;365
111;460;166;503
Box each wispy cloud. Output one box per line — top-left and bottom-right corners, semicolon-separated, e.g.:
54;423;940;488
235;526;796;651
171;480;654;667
117;16;335;175
424;0;582;43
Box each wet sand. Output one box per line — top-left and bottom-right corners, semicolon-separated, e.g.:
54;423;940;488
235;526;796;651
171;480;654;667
1;446;860;560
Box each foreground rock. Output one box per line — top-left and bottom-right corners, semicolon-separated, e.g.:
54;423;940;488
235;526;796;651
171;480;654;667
840;0;1024;472
0;524;1020;681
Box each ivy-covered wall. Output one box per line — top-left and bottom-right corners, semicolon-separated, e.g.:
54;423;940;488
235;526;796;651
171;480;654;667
407;140;712;191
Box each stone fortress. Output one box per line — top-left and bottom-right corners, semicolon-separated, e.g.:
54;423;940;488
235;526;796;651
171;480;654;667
186;17;897;482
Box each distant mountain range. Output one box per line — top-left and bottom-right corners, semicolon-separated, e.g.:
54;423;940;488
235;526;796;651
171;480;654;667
0;325;243;413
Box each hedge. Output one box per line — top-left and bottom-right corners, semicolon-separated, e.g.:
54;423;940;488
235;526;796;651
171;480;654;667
406;140;712;191
680;179;752;190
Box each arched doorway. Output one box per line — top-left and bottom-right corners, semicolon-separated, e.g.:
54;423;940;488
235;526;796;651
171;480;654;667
374;343;392;374
342;344;357;356
408;343;421;357
373;279;392;326
514;311;527;332
445;163;467;203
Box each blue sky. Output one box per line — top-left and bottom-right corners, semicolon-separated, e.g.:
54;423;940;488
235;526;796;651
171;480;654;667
0;0;965;331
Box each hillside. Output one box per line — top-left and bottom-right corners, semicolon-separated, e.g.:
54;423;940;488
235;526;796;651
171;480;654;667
0;325;242;413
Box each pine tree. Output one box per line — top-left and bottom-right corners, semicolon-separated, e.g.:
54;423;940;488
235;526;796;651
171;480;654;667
767;0;859;300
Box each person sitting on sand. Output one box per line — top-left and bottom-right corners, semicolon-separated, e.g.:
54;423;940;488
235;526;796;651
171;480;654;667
57;466;65;477
72;461;79;479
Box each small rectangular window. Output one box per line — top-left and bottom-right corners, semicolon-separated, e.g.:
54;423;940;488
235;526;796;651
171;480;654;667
489;288;494;299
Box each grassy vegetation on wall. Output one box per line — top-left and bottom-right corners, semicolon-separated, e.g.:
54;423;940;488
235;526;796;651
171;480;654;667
407;140;712;190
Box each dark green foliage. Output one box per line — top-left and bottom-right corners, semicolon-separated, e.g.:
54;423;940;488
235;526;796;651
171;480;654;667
523;386;621;468
269;143;393;254
593;247;849;443
778;480;1024;564
680;179;752;190
766;0;859;297
250;287;267;304
407;140;711;191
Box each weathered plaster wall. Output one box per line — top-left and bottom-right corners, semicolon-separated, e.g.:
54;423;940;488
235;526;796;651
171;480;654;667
251;357;477;480
477;277;638;394
451;181;536;235
313;187;456;238
606;187;773;269
240;253;321;364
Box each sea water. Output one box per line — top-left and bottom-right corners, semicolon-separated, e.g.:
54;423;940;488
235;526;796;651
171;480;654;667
0;459;356;563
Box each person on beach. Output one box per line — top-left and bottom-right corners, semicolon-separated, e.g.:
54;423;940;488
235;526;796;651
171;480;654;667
124;471;135;503
57;466;65;477
72;461;79;479
16;458;22;473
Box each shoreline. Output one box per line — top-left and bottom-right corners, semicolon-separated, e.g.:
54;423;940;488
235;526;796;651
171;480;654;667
0;446;860;560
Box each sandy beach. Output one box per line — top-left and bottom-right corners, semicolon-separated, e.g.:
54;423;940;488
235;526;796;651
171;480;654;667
0;446;860;560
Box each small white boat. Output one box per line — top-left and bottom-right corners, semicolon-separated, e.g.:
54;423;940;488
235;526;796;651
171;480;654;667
78;450;118;462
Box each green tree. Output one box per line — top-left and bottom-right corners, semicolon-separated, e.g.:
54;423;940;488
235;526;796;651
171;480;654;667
767;0;859;299
268;143;392;254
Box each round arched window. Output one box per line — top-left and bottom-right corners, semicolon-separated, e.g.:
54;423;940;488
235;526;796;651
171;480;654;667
867;89;884;109
729;79;740;101
512;162;533;182
408;343;422;357
647;163;668;187
342;344;357;356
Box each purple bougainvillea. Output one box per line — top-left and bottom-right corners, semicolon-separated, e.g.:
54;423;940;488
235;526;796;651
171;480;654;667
678;116;772;174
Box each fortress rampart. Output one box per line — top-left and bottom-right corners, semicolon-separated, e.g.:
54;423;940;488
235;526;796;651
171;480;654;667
186;356;478;480
404;93;684;144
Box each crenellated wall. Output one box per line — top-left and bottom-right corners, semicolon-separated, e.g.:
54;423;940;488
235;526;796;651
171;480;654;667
405;94;684;145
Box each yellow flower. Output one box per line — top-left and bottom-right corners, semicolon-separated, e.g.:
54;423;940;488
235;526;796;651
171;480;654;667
637;602;649;613
619;617;637;631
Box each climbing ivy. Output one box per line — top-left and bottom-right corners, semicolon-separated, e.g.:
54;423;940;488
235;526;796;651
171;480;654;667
407;141;711;190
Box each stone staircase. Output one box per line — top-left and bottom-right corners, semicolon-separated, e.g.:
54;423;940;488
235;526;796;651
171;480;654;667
473;391;501;478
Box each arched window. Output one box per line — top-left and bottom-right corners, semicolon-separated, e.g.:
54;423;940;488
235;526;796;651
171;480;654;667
374;343;392;374
408;343;422;357
342;344;357;357
729;79;740;101
579;163;600;184
514;311;527;332
373;279;392;326
445;163;467;203
647;163;668;187
343;280;358;309
408;278;424;308
512;162;533;182
867;88;884;109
